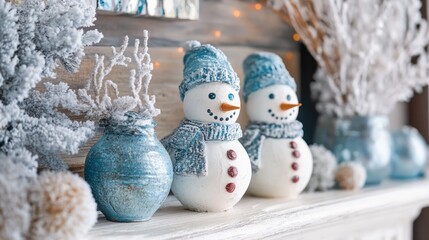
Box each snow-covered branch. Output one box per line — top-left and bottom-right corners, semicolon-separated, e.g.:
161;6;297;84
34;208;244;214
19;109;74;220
271;0;429;117
0;0;101;171
0;0;101;237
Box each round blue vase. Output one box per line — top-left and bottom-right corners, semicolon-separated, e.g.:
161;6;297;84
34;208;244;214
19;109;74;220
314;115;391;185
391;127;427;179
85;112;173;222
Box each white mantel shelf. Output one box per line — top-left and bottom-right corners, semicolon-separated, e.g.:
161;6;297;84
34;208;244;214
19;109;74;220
88;179;429;240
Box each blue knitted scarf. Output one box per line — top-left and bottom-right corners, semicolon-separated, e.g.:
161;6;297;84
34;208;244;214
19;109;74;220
161;119;242;176
240;121;303;172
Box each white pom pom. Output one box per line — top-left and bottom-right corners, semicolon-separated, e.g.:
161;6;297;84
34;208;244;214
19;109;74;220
0;151;36;240
182;40;201;52
335;162;366;191
305;145;337;192
29;171;97;240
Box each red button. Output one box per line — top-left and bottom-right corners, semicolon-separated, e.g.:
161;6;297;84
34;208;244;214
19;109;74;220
292;176;299;183
228;166;238;178
226;183;236;193
292;151;300;158
290;141;298;149
291;162;299;171
227;150;237;160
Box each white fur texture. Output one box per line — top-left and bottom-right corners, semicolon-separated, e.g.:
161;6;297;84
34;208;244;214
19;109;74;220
336;162;367;191
29;172;97;240
306;144;337;192
246;85;299;124
0;150;36;240
183;40;201;52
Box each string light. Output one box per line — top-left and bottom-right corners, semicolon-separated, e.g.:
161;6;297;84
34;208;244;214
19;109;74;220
154;61;161;69
285;52;295;61
293;33;300;42
177;47;184;53
254;3;262;10
214;30;222;39
233;10;241;18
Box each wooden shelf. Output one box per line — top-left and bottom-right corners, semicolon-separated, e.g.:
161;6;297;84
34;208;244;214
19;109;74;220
88;179;429;240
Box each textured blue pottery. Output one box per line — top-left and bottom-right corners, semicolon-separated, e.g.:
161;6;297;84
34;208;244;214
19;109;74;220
391;126;427;179
85;112;173;222
314;115;391;185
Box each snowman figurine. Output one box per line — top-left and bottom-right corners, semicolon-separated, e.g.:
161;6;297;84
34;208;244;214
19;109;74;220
240;52;313;198
162;41;252;212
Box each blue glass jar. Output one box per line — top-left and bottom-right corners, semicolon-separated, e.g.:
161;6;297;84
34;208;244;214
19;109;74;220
391;127;427;179
314;115;391;185
85;112;173;222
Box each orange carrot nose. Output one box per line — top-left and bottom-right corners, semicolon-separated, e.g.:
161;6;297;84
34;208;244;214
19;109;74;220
280;102;302;111
220;103;240;112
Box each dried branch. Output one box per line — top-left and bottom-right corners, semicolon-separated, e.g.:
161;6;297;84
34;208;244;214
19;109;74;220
271;0;429;117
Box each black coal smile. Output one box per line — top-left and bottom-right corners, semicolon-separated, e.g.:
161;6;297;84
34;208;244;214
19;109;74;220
207;109;236;122
267;108;295;121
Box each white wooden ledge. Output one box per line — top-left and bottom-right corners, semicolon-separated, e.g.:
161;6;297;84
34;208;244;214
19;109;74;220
88;179;429;240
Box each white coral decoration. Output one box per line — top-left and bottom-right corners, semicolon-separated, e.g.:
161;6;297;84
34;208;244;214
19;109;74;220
305;145;337;192
73;30;160;121
130;30;161;118
29;171;97;240
271;0;429;117
335;162;366;191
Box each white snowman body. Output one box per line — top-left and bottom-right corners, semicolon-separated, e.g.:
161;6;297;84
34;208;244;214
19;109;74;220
171;82;252;211
172;140;251;211
246;85;313;198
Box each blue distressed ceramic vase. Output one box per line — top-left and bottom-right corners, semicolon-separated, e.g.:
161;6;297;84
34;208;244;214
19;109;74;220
85;112;173;222
314;115;391;185
391;127;427;179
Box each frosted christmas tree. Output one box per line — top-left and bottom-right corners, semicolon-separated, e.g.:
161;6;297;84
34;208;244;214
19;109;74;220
0;0;101;238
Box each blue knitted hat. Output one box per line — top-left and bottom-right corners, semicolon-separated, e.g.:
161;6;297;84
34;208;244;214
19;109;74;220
242;52;296;102
179;41;240;101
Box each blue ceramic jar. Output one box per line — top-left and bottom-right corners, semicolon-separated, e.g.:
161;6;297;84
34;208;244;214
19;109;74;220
391;127;427;179
314;115;391;185
85;112;173;222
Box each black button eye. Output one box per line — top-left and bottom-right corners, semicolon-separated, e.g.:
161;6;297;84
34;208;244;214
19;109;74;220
269;93;275;99
208;92;216;100
287;94;291;101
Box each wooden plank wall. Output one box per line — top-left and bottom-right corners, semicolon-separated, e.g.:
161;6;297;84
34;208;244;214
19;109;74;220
91;0;295;49
409;0;429;142
44;0;299;175
410;2;429;240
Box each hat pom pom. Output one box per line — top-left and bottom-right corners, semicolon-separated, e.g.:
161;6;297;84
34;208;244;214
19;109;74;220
183;40;201;52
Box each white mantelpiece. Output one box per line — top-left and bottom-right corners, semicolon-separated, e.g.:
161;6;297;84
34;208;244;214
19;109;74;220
88;179;429;240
